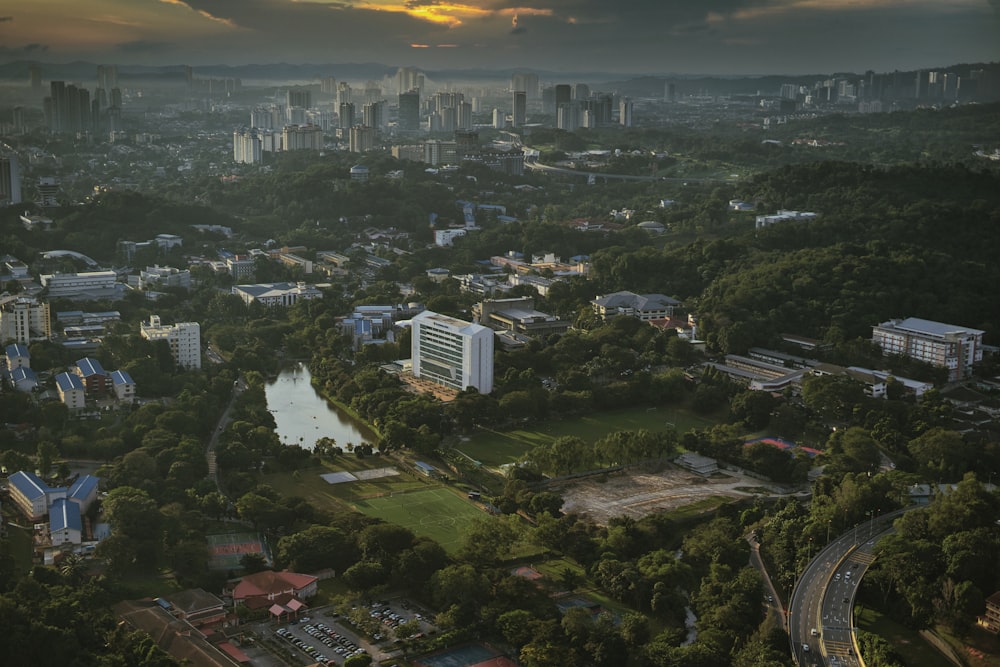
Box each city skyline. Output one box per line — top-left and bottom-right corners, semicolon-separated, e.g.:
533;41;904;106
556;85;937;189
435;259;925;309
2;0;998;76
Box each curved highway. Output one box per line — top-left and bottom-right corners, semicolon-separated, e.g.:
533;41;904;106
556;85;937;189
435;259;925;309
789;508;912;666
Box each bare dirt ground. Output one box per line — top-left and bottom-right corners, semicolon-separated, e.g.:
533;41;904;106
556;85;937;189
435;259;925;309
557;466;779;524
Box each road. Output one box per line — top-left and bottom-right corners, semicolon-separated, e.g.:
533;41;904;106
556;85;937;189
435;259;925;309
206;376;245;491
788;508;911;666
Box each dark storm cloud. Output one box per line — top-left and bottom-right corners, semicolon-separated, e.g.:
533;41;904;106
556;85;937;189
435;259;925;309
0;16;13;22
0;43;48;57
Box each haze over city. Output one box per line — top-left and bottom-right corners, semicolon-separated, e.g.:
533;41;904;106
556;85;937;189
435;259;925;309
3;0;1000;75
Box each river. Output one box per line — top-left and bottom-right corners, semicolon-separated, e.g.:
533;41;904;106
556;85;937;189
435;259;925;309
264;362;376;449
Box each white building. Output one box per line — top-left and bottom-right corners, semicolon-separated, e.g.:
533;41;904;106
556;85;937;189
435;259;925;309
872;317;985;382
40;271;120;300
55;371;86;409
140;315;202;370
434;228;467;247
139;265;192;290
0;295;51;344
111;369;137;403
592;291;682;321
233;127;263;164
231;282;323;308
411;310;494;394
755;209;817;230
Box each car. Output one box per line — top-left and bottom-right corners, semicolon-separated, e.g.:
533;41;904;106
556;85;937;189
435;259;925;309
802;644;810;653
843;598;849;604
811;628;819;637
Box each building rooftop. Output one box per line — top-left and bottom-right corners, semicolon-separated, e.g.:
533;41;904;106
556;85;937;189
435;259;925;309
76;357;107;377
8;470;49;501
55;372;85;392
50;497;82;532
880;317;985;338
68;474;99;502
5;343;29;359
111;369;135;386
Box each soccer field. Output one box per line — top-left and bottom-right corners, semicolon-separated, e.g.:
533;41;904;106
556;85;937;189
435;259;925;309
352;487;487;553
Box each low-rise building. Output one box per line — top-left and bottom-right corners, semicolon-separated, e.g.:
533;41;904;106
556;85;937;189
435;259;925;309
592;291;681;321
231;282;322;308
5;343;30;369
474;297;569;338
111;369;137;403
74;357;111;396
55;371;86;409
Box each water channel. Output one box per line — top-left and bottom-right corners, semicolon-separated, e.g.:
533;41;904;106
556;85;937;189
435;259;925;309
264;362;376;449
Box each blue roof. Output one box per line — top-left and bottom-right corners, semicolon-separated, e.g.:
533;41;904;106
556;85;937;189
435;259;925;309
10;367;38;383
76;357;107;377
9;470;49;501
68;474;99;501
110;369;134;386
50;498;82;532
55;372;85;392
5;343;29;359
415;461;437;472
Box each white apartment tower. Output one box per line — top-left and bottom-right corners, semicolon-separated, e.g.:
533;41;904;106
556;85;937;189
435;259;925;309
411;310;494;394
140;315;202;370
872;317;984;382
0;295;51;343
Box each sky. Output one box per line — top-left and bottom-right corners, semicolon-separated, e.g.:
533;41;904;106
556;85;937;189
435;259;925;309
1;0;998;75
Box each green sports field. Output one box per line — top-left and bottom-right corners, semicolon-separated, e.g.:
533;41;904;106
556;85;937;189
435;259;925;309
351;487;488;553
454;405;720;467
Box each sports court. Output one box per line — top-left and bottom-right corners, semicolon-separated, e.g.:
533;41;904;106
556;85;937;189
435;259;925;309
414;643;516;667
321;467;399;484
207;532;269;570
352;487;486;552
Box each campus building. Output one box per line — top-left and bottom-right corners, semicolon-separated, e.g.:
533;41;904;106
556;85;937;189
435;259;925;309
140;315;202;370
231;282;322;308
0;294;52;343
872;317;985;382
411;310;494;394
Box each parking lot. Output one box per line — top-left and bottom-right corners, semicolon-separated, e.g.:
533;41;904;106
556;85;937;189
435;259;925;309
259;599;436;666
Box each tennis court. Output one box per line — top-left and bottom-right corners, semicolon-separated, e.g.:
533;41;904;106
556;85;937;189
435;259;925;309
415;643;516;667
207;532;269;570
352;487;486;553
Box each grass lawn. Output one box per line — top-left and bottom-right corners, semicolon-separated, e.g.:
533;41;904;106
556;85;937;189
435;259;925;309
351;487;488;554
262;460;430;514
455;405;721;468
936;626;1000;667
856;608;955;667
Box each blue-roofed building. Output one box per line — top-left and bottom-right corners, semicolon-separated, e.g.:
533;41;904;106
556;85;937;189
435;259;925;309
9;366;38;392
414;461;440;478
49;498;83;546
110;369;136;403
68;475;100;513
75;357;111;395
55;371;86;409
5;343;30;369
8;470;65;521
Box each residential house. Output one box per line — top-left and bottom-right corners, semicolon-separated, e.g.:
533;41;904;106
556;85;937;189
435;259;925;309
111;369;137;403
55;371;86;410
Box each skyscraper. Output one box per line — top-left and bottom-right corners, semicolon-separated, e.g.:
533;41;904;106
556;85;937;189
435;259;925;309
555;84;572;110
398;89;420;132
0;156;22;206
287;88;312;109
362;101;385;132
619;98;633;128
511;72;539;99
349;125;377;153
511;91;526;128
96;65;118;91
339;102;356;130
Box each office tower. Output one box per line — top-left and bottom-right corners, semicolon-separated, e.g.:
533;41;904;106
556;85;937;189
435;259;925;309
36;177;58;207
320;76;337;95
619;98;633;127
457;101;472;131
282;124;323;150
872;318;984;382
96;65;118;90
362;101;384;131
511;91;526;128
364;83;382;104
141;315;201;370
397;67;422;94
0;156;22;205
594;94;613;124
398;89;420;132
12;106;25;134
411;310;494;394
349;125;377;153
574;83;590;100
339;102;355;129
557;102;579;130
287;88;311;109
511;72;539;99
337;82;353;107
555;84;572;110
493;108;505;129
233;128;263;164
29;65;42;92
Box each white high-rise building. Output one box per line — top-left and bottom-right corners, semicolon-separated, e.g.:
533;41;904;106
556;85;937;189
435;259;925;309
872;317;984;382
140;315;201;370
233;127;262;164
619;98;633;127
411;310;494;394
0;295;51;343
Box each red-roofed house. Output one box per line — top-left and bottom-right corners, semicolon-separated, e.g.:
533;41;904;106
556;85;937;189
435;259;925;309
231;571;317;608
